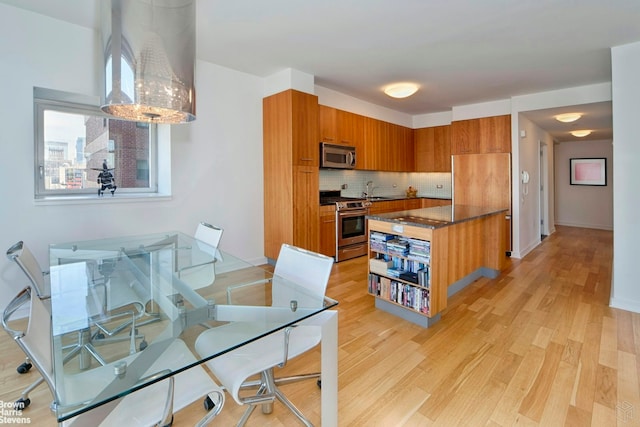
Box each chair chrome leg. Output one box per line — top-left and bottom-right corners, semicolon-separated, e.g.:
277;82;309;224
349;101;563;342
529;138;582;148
274;386;313;427
267;368;314;426
195;390;225;427
156;376;174;427
274;371;321;386
237;404;257;427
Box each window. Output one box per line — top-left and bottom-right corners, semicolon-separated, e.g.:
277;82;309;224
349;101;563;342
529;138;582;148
34;88;158;199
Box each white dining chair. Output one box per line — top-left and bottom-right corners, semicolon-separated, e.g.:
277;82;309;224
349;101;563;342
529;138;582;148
9;241;148;375
195;243;334;426
2;280;224;426
194;222;224;249
177;222;224;288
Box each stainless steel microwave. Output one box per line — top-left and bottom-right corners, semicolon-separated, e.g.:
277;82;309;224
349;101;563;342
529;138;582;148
320;143;356;169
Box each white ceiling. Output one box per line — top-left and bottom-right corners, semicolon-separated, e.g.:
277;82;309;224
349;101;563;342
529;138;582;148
5;0;638;141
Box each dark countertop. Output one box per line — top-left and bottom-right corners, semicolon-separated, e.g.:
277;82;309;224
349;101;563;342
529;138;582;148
367;195;451;202
320;195;452;206
367;205;508;229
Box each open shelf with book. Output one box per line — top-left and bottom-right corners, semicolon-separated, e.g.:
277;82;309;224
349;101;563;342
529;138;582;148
367;219;447;327
368;231;432;314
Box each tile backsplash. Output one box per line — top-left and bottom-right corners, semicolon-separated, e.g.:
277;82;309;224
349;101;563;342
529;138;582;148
319;170;452;199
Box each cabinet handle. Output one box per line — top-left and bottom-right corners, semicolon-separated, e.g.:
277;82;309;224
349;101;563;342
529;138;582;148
301;170;313;174
299;158;313;161
322;137;334;141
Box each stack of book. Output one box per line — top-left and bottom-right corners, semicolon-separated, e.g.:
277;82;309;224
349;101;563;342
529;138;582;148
386;238;409;256
408;238;430;262
370;231;393;252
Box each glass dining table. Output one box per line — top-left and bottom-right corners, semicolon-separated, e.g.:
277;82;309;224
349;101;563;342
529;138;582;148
48;232;338;426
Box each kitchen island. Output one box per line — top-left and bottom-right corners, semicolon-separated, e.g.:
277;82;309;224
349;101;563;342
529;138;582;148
367;205;508;327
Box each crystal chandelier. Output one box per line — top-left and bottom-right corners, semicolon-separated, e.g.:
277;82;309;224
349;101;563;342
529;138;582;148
101;0;196;124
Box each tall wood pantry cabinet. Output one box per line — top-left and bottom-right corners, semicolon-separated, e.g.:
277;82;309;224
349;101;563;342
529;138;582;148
263;89;320;260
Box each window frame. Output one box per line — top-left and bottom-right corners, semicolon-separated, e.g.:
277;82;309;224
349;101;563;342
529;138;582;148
34;88;159;200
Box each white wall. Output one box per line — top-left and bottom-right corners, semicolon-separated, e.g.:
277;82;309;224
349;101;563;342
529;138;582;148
610;41;640;313
554;140;613;230
0;5;265;312
516;114;557;255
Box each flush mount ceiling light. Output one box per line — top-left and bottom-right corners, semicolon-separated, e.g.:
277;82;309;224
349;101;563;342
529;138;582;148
101;0;196;124
570;130;592;137
555;113;582;123
384;83;419;99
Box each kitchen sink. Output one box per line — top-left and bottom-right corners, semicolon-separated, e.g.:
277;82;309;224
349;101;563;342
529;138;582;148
367;196;399;201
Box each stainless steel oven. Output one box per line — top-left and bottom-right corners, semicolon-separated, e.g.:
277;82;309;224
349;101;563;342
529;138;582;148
336;200;371;262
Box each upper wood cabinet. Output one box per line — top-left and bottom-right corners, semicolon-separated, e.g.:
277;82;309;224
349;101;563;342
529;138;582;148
414;125;451;172
264;89;319;167
363;118;413;172
391;124;414;172
451;115;511;155
451;119;480;154
319;105;338;144
363;116;384;170
319;105;366;168
319;105;364;146
479;115;511;153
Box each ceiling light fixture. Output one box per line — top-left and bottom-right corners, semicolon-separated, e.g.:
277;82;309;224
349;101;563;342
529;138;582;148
570;130;592;137
555;113;582;123
384;83;419;99
101;0;196;124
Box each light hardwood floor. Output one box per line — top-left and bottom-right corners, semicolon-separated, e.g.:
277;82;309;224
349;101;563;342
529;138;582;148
2;225;638;426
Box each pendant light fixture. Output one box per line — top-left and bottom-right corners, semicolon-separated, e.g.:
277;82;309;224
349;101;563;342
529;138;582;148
101;0;196;124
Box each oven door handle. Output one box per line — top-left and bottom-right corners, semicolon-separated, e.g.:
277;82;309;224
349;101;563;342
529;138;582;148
337;209;368;217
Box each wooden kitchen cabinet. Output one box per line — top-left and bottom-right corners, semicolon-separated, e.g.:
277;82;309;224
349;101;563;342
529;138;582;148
337;109;364;147
319;105;338;144
451;118;480;154
404;198;422;210
414;125;451;172
451;115;511;155
479;115;511;153
319;105;364;145
421;198;452;208
391;124;414;172
363;118;413;172
319;105;366;168
368;200;406;214
263;89;319;259
363;117;384;170
319;205;336;257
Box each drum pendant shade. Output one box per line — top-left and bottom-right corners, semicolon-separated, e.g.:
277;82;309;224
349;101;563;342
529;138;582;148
101;0;196;124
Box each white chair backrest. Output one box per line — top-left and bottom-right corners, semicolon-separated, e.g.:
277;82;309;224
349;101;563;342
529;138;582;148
6;241;47;298
272;244;333;308
24;287;54;378
194;222;223;249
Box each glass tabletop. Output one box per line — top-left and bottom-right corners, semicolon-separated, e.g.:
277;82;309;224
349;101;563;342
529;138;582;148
48;231;338;422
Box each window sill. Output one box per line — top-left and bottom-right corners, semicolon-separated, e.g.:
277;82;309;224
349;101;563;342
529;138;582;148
34;193;172;206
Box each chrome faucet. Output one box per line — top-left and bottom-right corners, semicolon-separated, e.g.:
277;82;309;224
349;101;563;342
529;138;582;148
364;181;375;199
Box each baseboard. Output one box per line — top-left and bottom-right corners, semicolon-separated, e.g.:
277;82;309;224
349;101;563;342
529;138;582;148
610;297;640;314
554;221;613;231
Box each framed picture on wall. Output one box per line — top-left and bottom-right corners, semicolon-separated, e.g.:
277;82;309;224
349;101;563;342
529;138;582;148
570;158;607;186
